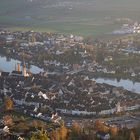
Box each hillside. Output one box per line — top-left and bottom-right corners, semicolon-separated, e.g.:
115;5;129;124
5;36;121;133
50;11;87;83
0;0;140;36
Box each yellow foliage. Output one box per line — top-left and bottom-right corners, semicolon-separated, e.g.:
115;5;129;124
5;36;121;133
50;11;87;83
129;131;136;140
53;129;60;140
3;115;13;125
110;125;118;136
51;125;68;140
95;119;103;130
71;121;79;132
4;97;13;111
100;125;109;133
59;125;68;140
32;120;45;128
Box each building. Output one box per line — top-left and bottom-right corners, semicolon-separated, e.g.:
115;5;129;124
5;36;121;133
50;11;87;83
116;102;121;113
11;63;29;77
29;33;36;46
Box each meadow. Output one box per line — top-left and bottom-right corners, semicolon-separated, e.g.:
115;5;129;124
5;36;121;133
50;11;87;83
1;0;140;36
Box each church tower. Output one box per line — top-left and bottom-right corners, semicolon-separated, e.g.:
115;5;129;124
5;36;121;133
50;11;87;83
17;63;21;72
29;33;36;46
23;63;27;77
116;102;121;113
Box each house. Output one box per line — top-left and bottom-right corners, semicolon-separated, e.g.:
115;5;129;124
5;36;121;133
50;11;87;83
96;131;110;140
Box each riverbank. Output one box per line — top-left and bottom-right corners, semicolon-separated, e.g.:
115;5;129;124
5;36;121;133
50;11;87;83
1;46;140;83
0;52;140;94
0;53;43;74
88;72;140;83
10;52;140;84
0;29;140;94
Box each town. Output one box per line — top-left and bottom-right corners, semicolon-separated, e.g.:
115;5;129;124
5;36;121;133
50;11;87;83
0;29;140;139
113;21;140;34
1;29;140;81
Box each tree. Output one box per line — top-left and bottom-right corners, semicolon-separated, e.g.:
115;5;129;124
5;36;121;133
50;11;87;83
70;121;80;139
30;132;38;140
71;121;79;133
101;125;109;133
3;115;13;126
95;119;103;131
129;131;136;140
4;96;13;111
96;47;105;64
38;130;50;140
30;130;50;140
14;122;29;133
32;120;46;129
132;126;140;140
53;129;60;140
110;126;118;136
59;120;68;140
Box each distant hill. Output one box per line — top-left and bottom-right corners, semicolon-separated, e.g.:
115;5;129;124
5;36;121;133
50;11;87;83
0;0;140;36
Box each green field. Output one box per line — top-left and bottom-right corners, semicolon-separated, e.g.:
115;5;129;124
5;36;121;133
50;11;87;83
0;0;140;36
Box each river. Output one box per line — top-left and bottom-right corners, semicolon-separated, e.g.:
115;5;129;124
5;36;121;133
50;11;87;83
92;77;140;94
0;55;140;94
0;55;43;74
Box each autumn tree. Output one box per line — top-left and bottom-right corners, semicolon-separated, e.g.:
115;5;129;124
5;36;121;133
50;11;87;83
101;125;109;133
4;96;13;111
129;131;136;140
32;120;46;129
50;120;68;140
30;132;37;140
110;125;118;136
95;119;103;131
3;115;13;126
51;129;60;140
30;130;50;140
70;121;80;139
14;122;29;133
38;130;50;140
71;121;80;133
132;126;140;140
59;120;68;140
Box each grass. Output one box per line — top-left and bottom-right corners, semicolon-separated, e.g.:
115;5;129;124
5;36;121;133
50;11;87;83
1;0;140;36
6;22;120;37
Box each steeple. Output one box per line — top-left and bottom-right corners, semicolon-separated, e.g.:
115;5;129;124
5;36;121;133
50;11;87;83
22;51;29;77
17;63;21;72
29;32;36;46
23;62;27;77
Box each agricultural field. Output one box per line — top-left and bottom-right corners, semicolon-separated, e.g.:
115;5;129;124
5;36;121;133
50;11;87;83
0;0;140;36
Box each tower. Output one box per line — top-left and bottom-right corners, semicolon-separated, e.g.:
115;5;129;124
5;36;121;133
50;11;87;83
29;33;36;46
116;102;121;113
17;63;21;72
23;63;27;77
